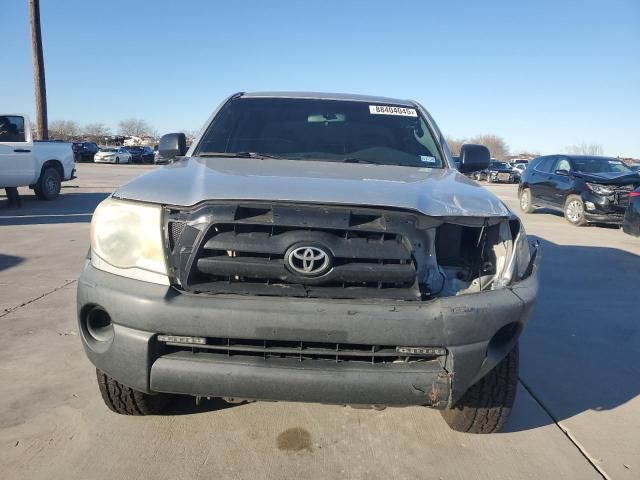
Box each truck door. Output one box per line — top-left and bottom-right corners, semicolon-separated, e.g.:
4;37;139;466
0;115;35;187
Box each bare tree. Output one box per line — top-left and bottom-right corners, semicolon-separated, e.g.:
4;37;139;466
83;122;111;140
183;129;199;144
446;134;510;159
468;134;510;160
49;120;80;140
565;142;604;156
445;136;465;156
118;118;156;138
28;0;48;140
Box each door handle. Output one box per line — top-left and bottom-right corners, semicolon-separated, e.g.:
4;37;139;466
13;149;31;153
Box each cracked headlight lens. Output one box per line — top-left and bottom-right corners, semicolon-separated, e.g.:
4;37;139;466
90;197;167;275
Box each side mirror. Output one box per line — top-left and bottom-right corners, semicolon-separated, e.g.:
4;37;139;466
458;144;490;173
555;169;569;176
158;133;187;160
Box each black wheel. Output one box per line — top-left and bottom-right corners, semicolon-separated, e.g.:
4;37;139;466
564;194;587;226
96;369;170;415
519;188;535;213
115;157;120;164
34;167;61;201
441;343;519;434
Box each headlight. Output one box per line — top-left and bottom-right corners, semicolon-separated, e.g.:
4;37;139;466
495;222;531;288
586;183;614;195
90;197;167;279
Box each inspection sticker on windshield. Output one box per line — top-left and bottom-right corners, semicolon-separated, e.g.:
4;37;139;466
369;105;417;117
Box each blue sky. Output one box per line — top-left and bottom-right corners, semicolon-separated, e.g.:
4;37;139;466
2;0;639;157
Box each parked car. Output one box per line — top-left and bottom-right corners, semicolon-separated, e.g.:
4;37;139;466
509;159;529;168
1;113;75;200
486;161;519;183
94;147;132;164
72;142;99;162
78;92;539;434
622;187;640;236
153;144;169;164
124;146;144;163
141;146;155;163
511;163;527;177
518;155;640;225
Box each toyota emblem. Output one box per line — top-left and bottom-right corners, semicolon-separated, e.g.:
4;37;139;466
286;245;332;276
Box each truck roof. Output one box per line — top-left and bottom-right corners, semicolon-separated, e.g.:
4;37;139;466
241;91;414;106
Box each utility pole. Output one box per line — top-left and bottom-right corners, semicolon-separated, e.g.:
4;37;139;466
28;0;48;140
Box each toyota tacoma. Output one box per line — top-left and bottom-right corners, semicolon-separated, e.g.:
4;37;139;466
78;92;539;433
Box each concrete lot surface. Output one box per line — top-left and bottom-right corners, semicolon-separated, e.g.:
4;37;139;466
1;163;638;479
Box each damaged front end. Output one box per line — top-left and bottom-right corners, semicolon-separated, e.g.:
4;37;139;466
165;202;535;302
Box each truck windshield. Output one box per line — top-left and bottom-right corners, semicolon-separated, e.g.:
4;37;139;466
196;97;444;168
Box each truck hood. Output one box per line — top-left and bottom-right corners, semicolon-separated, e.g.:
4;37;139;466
113;156;511;217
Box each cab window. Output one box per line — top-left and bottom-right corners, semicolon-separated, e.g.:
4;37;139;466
0;116;26;142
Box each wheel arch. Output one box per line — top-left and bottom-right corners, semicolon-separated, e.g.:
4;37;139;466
40;159;64;179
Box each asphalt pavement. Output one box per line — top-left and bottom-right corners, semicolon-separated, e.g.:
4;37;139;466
0;163;638;479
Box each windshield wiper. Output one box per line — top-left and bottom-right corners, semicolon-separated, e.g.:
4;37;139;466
198;151;284;160
341;157;380;165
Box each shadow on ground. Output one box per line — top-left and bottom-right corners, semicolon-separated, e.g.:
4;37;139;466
162;395;243;416
503;235;640;432
532;207;622;229
0;254;25;273
0;192;108;225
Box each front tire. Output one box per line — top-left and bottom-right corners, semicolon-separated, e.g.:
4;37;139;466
564;195;587;226
115;157;120;164
519;188;535;213
440;343;519;434
34;167;62;201
96;369;170;415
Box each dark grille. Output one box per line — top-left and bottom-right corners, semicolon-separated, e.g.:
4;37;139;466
612;185;634;207
168;221;187;250
157;336;446;364
166;203;431;300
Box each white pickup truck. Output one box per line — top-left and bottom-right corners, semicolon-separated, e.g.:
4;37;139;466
0;114;75;200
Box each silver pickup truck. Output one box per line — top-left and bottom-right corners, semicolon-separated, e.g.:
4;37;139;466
78;92;539;433
0;114;75;200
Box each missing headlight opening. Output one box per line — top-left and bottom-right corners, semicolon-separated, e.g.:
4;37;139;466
431;218;527;297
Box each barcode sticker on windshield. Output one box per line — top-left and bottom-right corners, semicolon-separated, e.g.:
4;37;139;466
369;105;417;117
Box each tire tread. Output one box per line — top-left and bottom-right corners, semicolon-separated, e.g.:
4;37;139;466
96;369;167;415
441;343;519;433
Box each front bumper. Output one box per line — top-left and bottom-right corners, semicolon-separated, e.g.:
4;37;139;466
582;192;628;223
77;251;539;408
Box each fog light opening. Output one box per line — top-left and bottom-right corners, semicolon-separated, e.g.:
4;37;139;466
85;306;114;343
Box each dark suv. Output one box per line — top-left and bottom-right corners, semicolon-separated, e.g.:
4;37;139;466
72;142;99;162
518;155;640;225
